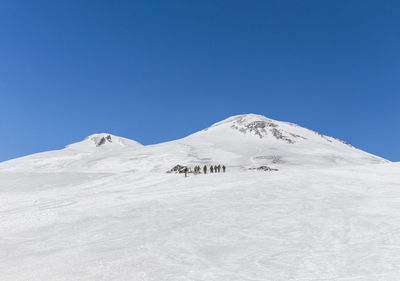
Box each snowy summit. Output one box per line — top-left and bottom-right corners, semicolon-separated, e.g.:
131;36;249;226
66;133;143;150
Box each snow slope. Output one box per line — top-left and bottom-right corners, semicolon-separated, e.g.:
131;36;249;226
0;114;397;280
1;164;400;280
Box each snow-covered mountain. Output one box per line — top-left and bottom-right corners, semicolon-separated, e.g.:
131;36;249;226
0;133;143;172
0;114;399;281
0;114;388;173
66;133;143;150
175;114;387;168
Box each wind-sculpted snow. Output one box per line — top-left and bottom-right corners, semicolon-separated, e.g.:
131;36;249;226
0;164;400;280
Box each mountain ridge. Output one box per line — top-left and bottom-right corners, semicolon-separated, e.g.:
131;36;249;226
0;114;389;172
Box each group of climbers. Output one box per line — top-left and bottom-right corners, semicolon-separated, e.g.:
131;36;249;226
185;164;226;177
206;164;225;174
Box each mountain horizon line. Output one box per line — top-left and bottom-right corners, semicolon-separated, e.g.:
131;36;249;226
0;113;389;173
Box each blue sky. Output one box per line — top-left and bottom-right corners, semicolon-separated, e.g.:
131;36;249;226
0;0;399;161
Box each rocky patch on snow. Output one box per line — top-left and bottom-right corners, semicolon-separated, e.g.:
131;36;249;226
224;114;357;148
166;165;191;174
92;135;113;147
289;132;307;140
248;166;279;171
227;115;296;143
270;128;294;143
204;114;360;148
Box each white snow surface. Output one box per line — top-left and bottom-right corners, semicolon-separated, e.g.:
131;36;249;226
0;114;398;280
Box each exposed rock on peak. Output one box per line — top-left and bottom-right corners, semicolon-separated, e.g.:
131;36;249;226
209;114;296;143
91;134;113;147
65;133;143;151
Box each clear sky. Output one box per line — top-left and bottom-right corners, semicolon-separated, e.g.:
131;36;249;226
0;0;399;162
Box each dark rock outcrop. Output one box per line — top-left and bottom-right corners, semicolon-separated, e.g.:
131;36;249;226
167;165;191;174
249;166;279;172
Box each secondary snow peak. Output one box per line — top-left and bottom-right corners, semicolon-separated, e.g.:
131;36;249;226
89;133;113;147
65;133;143;151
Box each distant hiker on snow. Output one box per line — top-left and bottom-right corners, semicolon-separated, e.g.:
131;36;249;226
210;165;214;173
203;165;207;174
222;165;226;173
